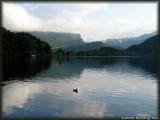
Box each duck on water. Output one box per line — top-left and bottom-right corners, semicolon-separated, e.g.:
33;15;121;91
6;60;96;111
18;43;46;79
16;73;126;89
73;88;78;93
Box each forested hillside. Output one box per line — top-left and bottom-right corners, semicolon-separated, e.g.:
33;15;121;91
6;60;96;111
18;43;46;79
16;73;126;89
74;35;158;57
75;47;124;56
126;35;158;56
2;27;52;59
64;41;105;53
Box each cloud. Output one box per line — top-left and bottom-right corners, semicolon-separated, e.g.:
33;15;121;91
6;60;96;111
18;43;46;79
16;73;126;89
65;3;107;17
2;3;42;31
2;2;157;41
2;3;107;32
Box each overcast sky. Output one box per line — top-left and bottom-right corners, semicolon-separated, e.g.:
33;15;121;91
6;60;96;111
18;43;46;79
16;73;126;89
2;2;158;42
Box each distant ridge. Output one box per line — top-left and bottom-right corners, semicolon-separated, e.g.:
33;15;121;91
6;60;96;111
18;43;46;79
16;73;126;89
103;31;157;49
74;35;158;57
126;35;158;56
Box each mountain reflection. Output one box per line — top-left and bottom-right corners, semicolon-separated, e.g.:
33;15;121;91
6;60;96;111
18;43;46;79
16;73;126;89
36;57;157;80
2;57;157;118
3;57;157;82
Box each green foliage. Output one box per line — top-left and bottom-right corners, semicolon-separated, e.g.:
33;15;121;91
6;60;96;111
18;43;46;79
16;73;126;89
53;48;73;58
2;27;52;60
75;47;125;56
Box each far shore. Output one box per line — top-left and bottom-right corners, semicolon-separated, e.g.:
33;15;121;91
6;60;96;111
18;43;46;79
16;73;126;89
67;56;151;58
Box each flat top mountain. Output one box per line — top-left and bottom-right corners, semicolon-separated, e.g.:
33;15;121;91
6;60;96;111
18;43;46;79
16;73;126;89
30;32;85;49
29;31;157;54
103;31;157;49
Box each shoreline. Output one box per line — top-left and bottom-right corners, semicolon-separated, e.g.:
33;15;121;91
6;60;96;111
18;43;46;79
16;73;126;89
57;56;153;58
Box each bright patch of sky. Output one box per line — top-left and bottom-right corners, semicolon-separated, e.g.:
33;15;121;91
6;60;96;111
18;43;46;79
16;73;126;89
2;2;158;42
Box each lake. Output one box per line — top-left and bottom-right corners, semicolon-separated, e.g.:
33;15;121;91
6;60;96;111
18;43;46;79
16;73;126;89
2;57;158;118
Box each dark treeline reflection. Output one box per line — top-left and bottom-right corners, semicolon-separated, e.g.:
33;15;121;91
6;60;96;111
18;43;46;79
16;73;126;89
3;56;157;82
3;56;52;81
36;57;157;80
127;57;158;74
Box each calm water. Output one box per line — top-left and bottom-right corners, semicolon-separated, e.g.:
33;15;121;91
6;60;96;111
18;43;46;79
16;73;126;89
2;57;158;118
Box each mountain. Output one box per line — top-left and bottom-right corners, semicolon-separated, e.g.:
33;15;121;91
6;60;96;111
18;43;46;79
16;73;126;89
103;31;157;49
74;35;158;57
30;32;85;49
126;35;158;56
64;41;105;53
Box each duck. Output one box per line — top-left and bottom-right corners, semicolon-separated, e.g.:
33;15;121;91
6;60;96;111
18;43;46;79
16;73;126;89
73;88;78;93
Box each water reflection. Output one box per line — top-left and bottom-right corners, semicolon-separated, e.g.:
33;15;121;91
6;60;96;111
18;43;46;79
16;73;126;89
2;57;158;118
3;56;52;82
36;57;157;79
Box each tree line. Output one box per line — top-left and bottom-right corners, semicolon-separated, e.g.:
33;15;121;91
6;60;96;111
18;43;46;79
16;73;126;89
2;27;52;60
